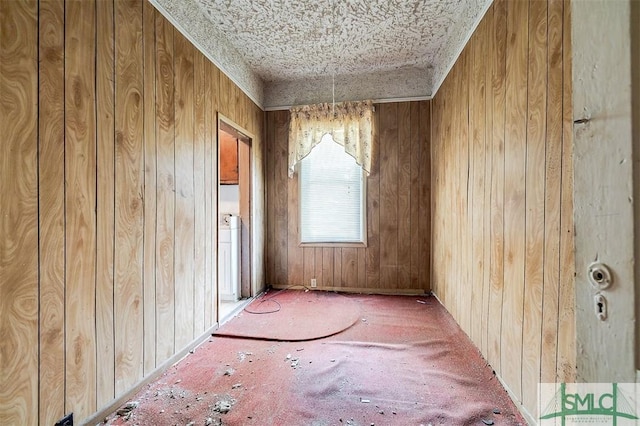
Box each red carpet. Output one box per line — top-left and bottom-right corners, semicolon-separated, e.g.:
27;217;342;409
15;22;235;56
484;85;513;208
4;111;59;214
105;292;526;425
214;289;362;341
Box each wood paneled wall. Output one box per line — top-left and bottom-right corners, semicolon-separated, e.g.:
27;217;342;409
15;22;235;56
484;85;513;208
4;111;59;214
0;1;264;424
430;0;575;418
265;102;430;293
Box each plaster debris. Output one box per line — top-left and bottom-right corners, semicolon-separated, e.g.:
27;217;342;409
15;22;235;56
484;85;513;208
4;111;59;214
213;400;233;414
186;422;195;426
116;401;139;417
205;417;222;426
238;351;252;361
360;398;371;403
223;368;235;376
482;419;495;425
416;300;426;304
291;358;300;368
285;353;292;360
492;408;501;414
232;383;242;389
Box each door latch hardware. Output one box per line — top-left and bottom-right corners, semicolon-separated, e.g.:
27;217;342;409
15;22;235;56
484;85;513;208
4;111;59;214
588;262;613;290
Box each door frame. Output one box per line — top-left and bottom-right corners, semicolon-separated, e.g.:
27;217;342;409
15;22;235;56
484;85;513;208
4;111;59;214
217;114;256;310
572;0;638;382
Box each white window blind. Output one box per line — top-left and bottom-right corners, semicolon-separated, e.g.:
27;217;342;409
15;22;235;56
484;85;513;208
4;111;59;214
300;134;365;243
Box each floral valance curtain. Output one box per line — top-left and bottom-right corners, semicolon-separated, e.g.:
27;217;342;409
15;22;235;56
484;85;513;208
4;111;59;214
288;100;375;178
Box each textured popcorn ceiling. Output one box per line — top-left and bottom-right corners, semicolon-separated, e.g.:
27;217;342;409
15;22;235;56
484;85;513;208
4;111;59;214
151;0;492;109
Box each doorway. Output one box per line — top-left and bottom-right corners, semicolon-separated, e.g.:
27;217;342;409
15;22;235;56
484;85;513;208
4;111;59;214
217;115;253;323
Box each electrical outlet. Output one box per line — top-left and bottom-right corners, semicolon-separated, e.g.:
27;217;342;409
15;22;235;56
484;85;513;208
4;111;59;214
310;278;317;288
55;413;73;426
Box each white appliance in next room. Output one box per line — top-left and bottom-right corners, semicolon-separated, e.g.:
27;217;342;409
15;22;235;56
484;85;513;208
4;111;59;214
219;214;240;302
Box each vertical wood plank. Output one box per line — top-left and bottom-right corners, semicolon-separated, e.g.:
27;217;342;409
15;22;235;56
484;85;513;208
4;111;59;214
204;58;214;328
303;248;315;287
379;103;399;289
436;68;449;309
211;64;220;114
430;92;440;298
481;10;494;355
322;248;334;287
341;248;358;287
274;111;289;285
154;11;176;363
38;0;66;422
174;32;195;348
458;48;470;331
314;248;324;287
0;1;39;424
238;139;251;296
65;0;97;417
193;49;206;334
357;248;366;288
487;0;507;374
557;0;575;383
114;0;144;395
253;108;265;292
541;0;563;385
397;102;411;288
219;72;230;116
470;23;487;348
365;106;381;289
142;0;157;376
419;101;431;292
287;174;303;285
334;248;343;287
438;60;454;316
410;102;423;289
522;0;547;409
500;0;528;401
95;0;115;407
265;112;275;284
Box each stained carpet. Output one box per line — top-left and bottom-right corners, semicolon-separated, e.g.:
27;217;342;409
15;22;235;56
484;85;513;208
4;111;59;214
104;292;526;426
214;289;362;341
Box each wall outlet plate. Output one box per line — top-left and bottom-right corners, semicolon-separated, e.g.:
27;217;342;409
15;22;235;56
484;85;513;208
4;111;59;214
310;278;317;288
55;413;73;426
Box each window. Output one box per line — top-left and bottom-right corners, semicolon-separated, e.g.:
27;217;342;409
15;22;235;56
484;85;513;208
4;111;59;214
299;133;366;244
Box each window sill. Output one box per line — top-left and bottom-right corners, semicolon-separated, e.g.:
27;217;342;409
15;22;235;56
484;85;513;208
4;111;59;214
299;241;367;249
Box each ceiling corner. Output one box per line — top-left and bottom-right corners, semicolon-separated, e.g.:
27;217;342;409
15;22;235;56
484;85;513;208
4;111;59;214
149;0;265;109
429;0;494;98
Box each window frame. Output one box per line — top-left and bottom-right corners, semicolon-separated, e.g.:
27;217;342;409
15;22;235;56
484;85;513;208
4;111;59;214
297;138;367;248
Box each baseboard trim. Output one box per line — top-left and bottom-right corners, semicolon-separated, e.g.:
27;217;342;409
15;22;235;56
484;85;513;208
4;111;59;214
83;294;261;425
82;323;219;425
220;297;257;326
494;373;536;425
430;290;536;425
270;284;430;296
